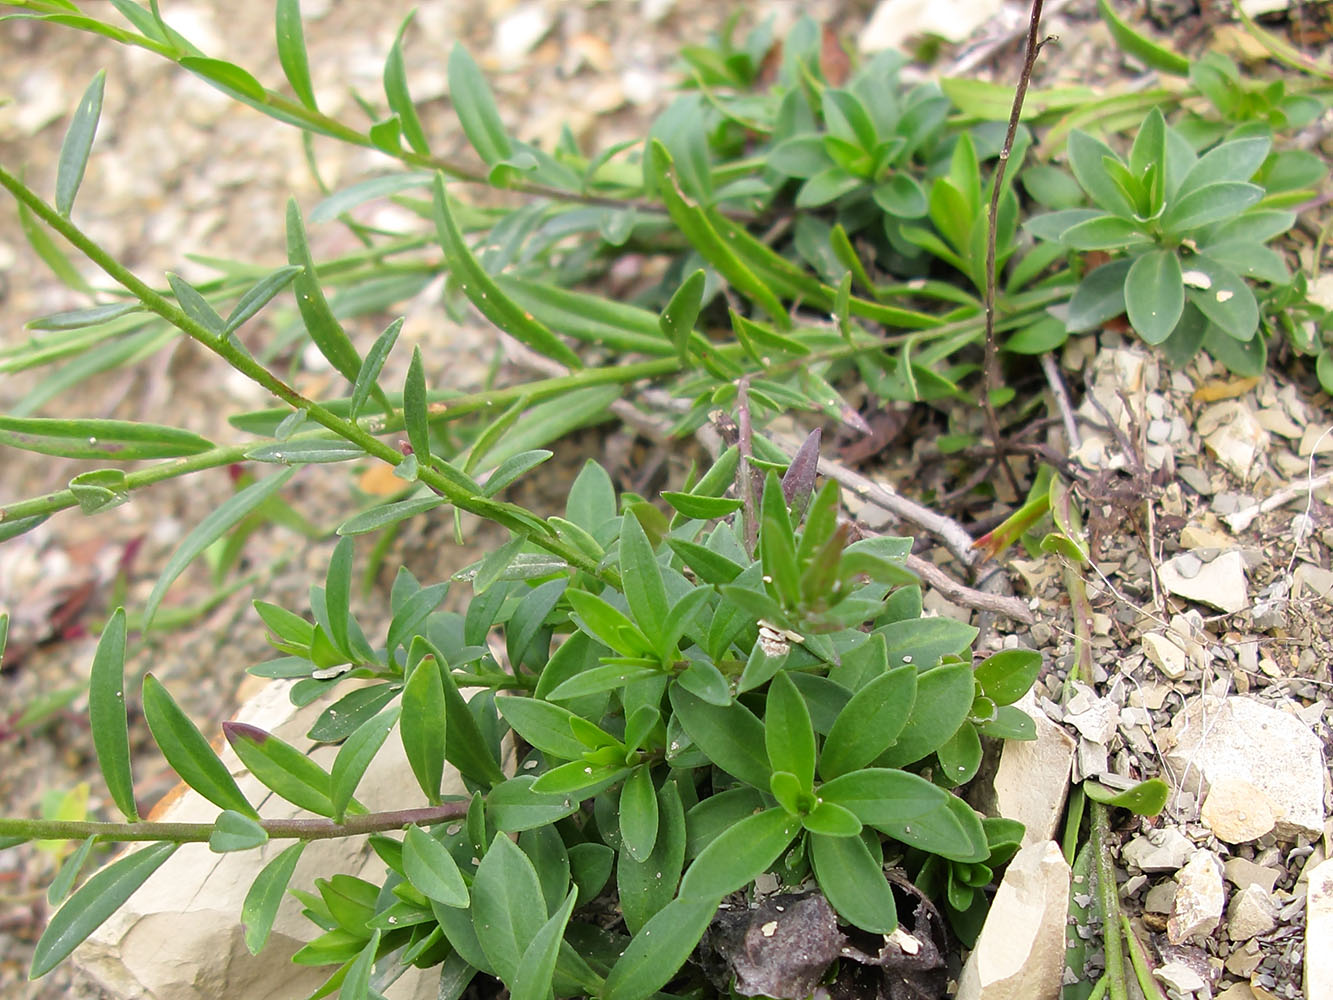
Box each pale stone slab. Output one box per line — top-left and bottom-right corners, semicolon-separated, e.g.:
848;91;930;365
1307;858;1333;1000
1201;776;1276;844
1158;550;1249;614
76;680;448;1000
968;694;1075;849
1168;850;1225;944
955;841;1070;1000
1158;696;1325;841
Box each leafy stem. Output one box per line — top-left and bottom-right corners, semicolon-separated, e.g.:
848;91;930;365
0;802;470;845
0;166;608;581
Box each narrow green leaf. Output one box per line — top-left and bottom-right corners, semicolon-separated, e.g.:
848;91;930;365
669;685;769;789
286;199;364;383
819;767;949;826
0;415;213;461
512;887;578;1000
209;809;269;853
429;641;507;786
495;695;586;761
809;833;897;933
224;264;303;334
178;56;266;102
223;721;337;817
648;140;788;326
432;175;581;369
472;832;549;985
166;272;226;335
385;15;430;156
678;807;799;900
603;896;720;1000
1125;249;1184;345
307;683;399;743
54;70;106;216
275;0;317;110
330;705;401;822
765;672;815;792
819;664;917;781
310;173;432;223
402;344;431;463
30;842;177;978
403;825;469;907
620;510;669;657
341;928;381;1000
88;609;137;820
877;663;976;767
447;44;512;165
142;674;256;817
660;493;743;520
1096;0;1189;75
16;198;91;293
337;496;446;536
659;269;706;362
26;301;139;331
47;836;96;906
481;449;553;498
618;780;686;933
487;774;582;831
246;438;366;464
323;535;355;657
401;652;448;804
144;470;293;628
618;766;659;863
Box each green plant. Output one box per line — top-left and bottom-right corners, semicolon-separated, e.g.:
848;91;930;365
1025;107;1324;373
0;1;1326;997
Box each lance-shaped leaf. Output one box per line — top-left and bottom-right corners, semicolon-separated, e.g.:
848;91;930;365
224;264;303;334
659;268;705;363
55;69;106;216
447;43;512;166
809;832;897;933
144;469;294;628
385;14;429;156
403;824;468;907
765;671;815;792
347;316;402;421
619;510;669;658
0;416;213;461
780;427;821;523
223;722;337;817
286;199;364;384
330;704;401;822
275;0;317;110
30;842;177;978
618;780;686;934
242;842;306;954
47;836;96;906
400;649;448;803
403;344;431;462
166;272;225;335
142;674;258;818
603;896;719;1000
677;807;799;900
432;174;581;369
472;833;549;985
669;685;769;789
512;887;578;1000
618;765;659;862
89;608;137;820
341;928;381;1000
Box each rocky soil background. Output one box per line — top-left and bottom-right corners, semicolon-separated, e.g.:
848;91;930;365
0;1;1331;999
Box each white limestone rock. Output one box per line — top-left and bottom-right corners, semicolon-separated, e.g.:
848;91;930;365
1157;696;1326;841
969;693;1075;849
1122;826;1196;873
1306;858;1333;999
1227;884;1278;941
859;0;1004;51
956;841;1070;1000
1168;850;1225;944
1200;776;1276;844
75;680;451;1000
1158;550;1249;614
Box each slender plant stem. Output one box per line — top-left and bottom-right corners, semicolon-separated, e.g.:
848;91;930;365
1091;802;1128;1000
0;166;611;580
982;0;1048;498
0;802;470;845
